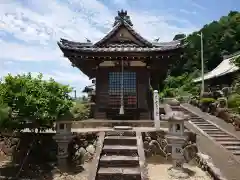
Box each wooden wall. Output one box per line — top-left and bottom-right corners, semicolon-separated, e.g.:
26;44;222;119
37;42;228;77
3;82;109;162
95;66;150;112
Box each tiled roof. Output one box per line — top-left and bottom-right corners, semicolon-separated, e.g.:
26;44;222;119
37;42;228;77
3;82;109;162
58;42;181;52
193;53;240;82
57;10;183;53
58;38;182;53
60;38;93;48
104;43;140;47
151;40;182;47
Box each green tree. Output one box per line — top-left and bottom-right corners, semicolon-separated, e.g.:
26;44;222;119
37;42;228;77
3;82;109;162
173;33;186;40
169;11;240;77
0;73;74;132
232;56;240;67
0;97;11;131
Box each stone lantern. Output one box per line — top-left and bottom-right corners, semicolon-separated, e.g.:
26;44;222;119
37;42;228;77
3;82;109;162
53;121;73;170
165;111;189;169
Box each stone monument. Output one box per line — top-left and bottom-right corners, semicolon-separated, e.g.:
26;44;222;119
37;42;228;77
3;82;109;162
53;121;73;171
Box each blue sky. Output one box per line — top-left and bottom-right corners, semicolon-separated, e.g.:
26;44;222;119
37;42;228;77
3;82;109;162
0;0;239;96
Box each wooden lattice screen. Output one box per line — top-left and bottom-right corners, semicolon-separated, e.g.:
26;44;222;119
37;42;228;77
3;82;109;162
108;71;137;109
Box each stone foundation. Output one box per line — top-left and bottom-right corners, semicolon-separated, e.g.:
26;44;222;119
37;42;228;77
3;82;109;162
196;152;228;180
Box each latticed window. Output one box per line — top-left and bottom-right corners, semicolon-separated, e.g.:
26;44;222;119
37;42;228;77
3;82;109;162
108;72;137;108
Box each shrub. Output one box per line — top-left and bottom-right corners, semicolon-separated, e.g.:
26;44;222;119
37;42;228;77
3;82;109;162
200;98;216;112
70;102;90;120
228;93;240;113
200;98;216;104
217;97;228;108
177;96;184;102
161;88;178;98
0;97;12;131
0;73;74;132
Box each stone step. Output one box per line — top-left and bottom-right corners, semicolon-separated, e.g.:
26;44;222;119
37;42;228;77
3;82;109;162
198;126;218;129
232;150;240;156
197;124;216;126
104;136;137;145
102;145;138;156
219;141;240;146
99;155;139;167
206;131;227;135
225;146;240;151
214;137;238;141
191;118;205;121
114;126;133;130
201;128;221;131
97;167;141;180
192;121;210;124
197;126;217;129
189;115;203;118
211;134;233;137
106;131;136;137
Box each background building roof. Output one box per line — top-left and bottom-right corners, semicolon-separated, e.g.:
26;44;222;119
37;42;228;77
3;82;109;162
193;51;240;83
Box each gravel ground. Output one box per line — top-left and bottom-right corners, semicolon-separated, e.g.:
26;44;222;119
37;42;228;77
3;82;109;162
147;155;212;180
52;162;91;180
0;157;92;180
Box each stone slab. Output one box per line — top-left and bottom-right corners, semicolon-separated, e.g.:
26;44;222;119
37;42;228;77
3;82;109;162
98;167;140;175
114;126;133;130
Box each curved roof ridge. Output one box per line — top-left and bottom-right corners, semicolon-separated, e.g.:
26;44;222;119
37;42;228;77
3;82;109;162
59;38;93;47
93;21;153;47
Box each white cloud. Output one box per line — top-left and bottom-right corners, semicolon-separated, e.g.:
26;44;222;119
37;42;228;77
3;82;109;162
0;0;105;44
0;0;199;92
0;40;61;62
48;70;91;85
112;0;128;6
0;69;90;89
130;11;197;41
0;0;197;45
186;0;206;10
179;9;197;15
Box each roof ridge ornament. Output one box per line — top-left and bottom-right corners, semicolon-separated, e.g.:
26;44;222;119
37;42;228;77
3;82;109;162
113;9;133;27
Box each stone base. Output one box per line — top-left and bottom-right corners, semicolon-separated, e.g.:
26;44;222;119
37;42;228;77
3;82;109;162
167;167;190;179
57;158;69;172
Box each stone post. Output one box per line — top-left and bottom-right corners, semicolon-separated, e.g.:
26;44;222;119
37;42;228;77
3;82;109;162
168;136;186;169
53;121;73;171
153;90;160;129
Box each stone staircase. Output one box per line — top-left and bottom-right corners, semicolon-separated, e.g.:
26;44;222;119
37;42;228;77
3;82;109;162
93;127;148;180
